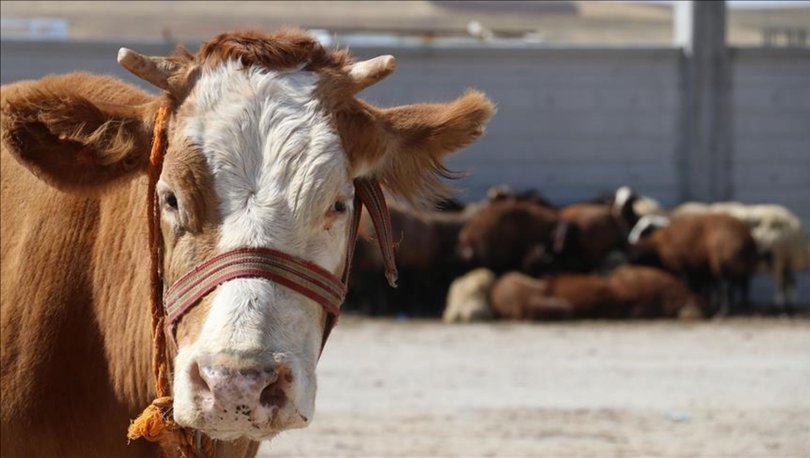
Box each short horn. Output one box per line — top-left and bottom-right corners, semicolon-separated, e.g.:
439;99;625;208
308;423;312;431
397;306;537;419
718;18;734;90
117;48;180;92
346;55;396;92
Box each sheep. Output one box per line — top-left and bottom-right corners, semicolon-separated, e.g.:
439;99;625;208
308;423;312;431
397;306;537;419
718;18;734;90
489;266;704;322
538;187;647;274
457;200;559;275
552;203;628;273
671;202;809;312
442;268;496;323
485;184;556;209
594;186;666;220
490;272;612;320
629;213;759;317
347;201;481;317
608;265;706;319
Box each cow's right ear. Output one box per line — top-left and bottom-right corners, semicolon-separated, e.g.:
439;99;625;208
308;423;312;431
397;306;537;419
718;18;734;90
1;72;157;191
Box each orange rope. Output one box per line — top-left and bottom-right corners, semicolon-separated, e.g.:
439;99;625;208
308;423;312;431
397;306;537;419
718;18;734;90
127;106;214;458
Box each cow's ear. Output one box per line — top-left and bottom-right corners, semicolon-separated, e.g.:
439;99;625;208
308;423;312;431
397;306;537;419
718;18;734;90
346;90;495;206
1;72;158;191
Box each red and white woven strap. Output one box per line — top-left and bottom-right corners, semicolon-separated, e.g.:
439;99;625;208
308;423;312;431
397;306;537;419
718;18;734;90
164;247;346;325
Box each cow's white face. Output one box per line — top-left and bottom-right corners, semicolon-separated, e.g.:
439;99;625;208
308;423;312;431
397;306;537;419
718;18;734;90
57;28;495;444
160;61;354;440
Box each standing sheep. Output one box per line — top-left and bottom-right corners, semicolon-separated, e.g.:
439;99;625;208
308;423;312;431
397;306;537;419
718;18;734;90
672;202;809;312
457;200;559;275
630;213;759;316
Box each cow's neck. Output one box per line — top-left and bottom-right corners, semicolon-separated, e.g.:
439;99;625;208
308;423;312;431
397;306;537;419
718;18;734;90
91;175;156;407
0;153;155;455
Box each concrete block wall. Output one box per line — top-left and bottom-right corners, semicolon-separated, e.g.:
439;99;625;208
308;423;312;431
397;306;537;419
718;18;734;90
730;48;810;303
354;47;684;207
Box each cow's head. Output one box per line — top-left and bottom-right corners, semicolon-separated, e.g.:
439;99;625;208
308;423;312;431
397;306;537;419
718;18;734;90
1;29;493;440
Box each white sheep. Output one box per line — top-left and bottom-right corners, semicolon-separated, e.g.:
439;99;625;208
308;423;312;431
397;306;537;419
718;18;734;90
442;268;496;323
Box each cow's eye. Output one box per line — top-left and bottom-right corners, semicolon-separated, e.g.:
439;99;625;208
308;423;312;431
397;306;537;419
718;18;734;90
333;200;347;213
165;192;178;210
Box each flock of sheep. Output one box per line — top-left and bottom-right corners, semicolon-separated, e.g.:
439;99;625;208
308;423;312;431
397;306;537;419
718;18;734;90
343;185;809;322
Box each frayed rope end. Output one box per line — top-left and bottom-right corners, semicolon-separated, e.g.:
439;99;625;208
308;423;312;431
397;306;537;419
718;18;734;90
128;397;213;458
128;396;177;443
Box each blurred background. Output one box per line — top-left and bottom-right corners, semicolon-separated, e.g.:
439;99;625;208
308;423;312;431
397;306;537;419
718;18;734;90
2;1;809;456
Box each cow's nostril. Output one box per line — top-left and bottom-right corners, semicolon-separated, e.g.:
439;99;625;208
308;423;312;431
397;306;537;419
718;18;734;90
259;380;288;409
189;361;211;395
259;365;290;409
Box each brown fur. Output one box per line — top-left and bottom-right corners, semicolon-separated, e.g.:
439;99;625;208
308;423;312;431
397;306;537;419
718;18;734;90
0;75;256;458
490;267;701;321
0;73;160;191
607;266;705;318
632;213;758;314
490;272;617;320
348;202;480;316
457;201;558;275
554;203;626;271
1;29;492;457
634;214;758;282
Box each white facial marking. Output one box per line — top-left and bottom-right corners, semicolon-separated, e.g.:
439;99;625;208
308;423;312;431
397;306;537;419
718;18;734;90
628;215;671;245
172;61;352;438
614;186;633;210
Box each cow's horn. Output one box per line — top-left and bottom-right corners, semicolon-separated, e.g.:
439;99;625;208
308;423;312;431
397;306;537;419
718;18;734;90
346;55;396;92
117;48;180;92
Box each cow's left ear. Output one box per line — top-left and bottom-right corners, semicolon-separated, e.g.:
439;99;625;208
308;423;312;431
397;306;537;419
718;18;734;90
1;72;157;191
345;90;495;206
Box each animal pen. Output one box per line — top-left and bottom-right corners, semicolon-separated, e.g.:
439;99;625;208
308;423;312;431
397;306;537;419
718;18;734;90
1;1;809;457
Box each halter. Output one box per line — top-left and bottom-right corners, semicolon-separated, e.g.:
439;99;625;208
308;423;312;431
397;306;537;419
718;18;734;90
128;106;399;457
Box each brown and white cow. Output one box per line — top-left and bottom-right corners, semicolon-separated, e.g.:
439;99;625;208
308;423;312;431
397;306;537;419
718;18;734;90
0;29;493;457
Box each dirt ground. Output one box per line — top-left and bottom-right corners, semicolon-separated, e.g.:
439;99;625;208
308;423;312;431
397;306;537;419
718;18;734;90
261;316;810;458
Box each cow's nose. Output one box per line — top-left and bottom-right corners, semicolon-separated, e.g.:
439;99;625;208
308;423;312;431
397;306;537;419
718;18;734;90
191;361;291;420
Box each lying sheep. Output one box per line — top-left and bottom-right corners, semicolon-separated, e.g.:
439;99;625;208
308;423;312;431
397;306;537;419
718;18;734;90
442;268;496;323
672;202;809;311
608;265;706;319
490;272;611;320
630;213;759;316
489;266;702;321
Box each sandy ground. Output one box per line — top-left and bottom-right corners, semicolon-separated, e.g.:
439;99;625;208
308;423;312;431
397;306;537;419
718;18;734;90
260;316;810;457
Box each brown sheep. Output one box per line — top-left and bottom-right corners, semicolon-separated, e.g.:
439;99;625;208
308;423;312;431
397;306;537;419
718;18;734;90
347;202;479;317
552;203;629;272
630;213;759;316
486;185;556;209
489;267;704;321
490;272;620;320
608;265;706;319
457;200;559;275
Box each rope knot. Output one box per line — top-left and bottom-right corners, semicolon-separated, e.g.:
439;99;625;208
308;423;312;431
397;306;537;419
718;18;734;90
127;396;175;443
